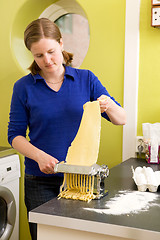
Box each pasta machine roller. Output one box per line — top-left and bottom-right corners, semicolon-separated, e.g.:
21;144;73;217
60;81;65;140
54;163;109;200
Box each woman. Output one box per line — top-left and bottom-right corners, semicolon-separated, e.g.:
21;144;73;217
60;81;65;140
8;18;126;240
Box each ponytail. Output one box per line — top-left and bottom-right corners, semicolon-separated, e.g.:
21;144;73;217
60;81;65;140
62;50;73;66
28;61;41;75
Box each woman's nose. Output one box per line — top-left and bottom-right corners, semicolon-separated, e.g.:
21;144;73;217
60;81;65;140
44;54;50;64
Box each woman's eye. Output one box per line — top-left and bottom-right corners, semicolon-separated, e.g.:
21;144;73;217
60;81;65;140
49;50;55;54
36;54;43;58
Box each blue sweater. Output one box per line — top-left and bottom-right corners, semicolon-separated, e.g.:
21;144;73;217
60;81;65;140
8;65;121;176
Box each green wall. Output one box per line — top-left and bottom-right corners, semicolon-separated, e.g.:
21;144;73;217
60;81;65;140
138;0;160;135
78;0;126;168
0;0;125;239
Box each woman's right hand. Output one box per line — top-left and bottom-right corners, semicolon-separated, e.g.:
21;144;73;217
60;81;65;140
36;151;59;174
12;136;59;175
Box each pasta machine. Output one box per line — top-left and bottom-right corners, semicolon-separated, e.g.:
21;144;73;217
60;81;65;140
54;163;109;200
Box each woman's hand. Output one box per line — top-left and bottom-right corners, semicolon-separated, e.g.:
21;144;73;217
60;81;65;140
36;151;59;174
97;95;113;113
97;95;126;125
12;136;59;174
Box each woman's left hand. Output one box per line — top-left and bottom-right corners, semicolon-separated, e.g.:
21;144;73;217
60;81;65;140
97;95;112;113
97;94;126;125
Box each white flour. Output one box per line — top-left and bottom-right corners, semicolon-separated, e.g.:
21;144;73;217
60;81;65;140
84;190;159;215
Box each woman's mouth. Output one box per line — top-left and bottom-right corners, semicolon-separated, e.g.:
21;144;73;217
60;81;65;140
46;63;54;68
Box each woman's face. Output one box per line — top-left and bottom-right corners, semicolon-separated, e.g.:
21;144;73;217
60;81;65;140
30;38;64;75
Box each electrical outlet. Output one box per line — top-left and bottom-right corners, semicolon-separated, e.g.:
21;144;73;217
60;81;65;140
136;136;145;153
152;7;160;26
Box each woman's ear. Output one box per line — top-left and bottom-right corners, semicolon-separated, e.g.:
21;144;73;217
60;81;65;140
60;38;64;51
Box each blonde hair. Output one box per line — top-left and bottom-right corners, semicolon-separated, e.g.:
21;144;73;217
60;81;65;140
24;18;73;75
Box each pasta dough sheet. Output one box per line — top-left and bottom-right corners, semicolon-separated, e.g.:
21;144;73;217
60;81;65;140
58;101;101;202
66;100;101;166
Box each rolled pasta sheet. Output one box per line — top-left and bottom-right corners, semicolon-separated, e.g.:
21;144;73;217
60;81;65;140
66;101;101;166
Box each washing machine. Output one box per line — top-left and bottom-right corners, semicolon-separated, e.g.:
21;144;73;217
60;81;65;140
0;151;20;240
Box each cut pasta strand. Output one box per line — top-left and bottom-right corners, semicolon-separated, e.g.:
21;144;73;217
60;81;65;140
58;173;95;202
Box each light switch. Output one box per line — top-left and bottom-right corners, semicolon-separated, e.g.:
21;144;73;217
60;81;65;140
152;0;160;5
151;7;160;26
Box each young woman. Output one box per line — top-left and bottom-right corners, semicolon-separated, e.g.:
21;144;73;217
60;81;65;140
8;18;126;240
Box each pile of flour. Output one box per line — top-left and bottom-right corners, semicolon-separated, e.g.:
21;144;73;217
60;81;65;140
84;190;159;215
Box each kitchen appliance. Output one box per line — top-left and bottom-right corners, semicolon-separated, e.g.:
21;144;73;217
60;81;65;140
0;152;20;240
54;163;109;200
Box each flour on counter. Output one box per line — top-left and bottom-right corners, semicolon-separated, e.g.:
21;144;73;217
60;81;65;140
84;190;159;215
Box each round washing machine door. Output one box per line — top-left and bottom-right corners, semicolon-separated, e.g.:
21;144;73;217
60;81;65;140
0;186;16;240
